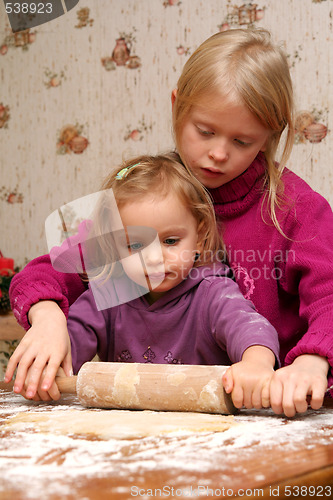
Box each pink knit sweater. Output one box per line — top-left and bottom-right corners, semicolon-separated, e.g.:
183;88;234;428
9;154;333;386
209;153;333;386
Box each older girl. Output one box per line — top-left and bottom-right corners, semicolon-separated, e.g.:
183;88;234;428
7;29;333;416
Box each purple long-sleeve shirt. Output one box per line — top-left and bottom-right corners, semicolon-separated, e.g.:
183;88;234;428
67;263;280;374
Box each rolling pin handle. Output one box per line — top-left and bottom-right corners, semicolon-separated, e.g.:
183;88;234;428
56;375;78;394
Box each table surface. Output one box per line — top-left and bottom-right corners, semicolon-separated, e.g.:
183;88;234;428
0;384;333;500
0;312;25;341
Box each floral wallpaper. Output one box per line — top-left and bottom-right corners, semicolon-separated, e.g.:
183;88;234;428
0;0;332;268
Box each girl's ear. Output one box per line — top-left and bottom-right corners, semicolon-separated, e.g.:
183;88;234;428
171;88;177;109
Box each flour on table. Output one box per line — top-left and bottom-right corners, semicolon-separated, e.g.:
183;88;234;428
3;409;237;439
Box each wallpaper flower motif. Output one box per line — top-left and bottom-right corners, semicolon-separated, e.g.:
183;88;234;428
0;104;10;129
43;68;67;89
0;186;23;204
102;31;141;71
287;45;303;68
57;205;85;240
295;110;328;145
218;2;265;31
124;117;153;142
0;28;36;54
57;124;89;155
75;7;94;28
176;45;191;56
163;0;182;6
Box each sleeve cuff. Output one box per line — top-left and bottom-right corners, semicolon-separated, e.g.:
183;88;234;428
11;282;70;330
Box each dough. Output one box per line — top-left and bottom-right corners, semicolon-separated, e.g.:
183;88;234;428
4;409;236;440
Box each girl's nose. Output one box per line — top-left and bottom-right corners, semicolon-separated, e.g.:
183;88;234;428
143;241;164;266
146;252;163;266
208;141;229;162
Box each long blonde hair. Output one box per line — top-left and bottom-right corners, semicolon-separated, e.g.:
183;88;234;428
88;153;224;278
172;28;295;233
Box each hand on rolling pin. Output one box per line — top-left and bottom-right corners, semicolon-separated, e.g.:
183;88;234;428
20;365;67;402
269;354;329;418
4;300;73;401
222;346;275;410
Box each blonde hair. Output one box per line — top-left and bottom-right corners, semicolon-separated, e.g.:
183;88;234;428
89;153;224;278
172;28;295;233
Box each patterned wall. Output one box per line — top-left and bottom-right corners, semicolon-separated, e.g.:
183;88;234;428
0;0;332;268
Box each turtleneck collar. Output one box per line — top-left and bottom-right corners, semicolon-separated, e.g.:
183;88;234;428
208;152;267;205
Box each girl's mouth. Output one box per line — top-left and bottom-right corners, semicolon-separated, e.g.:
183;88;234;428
147;272;166;281
200;167;223;178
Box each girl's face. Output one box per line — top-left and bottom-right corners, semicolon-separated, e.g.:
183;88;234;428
117;192;200;303
174;93;271;189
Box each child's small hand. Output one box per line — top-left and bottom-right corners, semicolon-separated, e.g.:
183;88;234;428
17;365;62;401
4;301;72;401
270;354;329;417
222;346;275;409
19;366;68;402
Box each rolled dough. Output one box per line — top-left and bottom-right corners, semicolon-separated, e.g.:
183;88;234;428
4;409;237;440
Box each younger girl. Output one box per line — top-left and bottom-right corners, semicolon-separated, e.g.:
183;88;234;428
7;28;333;416
67;154;279;411
10;154;280;408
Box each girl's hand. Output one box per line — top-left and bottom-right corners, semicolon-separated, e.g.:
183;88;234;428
19;366;68;402
4;300;72;401
222;346;275;409
270;354;329;418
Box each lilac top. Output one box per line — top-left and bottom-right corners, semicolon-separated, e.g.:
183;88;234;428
67;263;280;374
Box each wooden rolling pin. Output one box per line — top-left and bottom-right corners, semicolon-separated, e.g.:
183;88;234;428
56;362;236;415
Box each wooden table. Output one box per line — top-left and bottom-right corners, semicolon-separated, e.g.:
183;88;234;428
0;313;25;380
0;384;332;500
0;312;25;342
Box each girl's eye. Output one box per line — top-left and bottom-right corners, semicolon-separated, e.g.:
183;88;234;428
235;138;251;147
164;238;179;246
196;126;214;136
128;242;143;251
